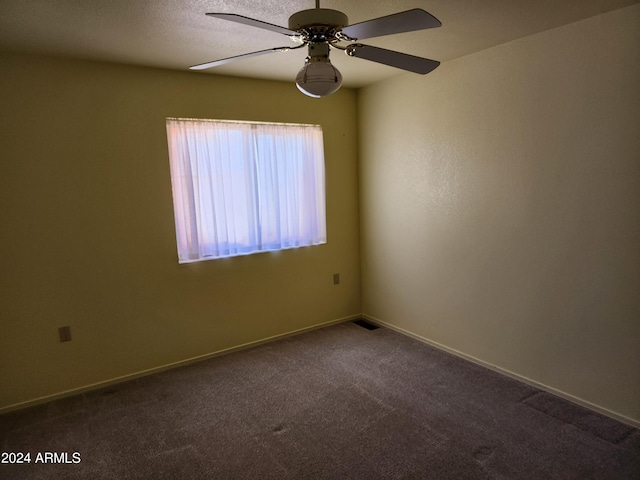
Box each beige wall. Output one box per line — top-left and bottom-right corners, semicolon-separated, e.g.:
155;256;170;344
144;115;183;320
0;53;361;410
359;5;640;423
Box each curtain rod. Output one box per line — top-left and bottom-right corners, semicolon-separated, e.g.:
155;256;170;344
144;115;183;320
166;117;321;128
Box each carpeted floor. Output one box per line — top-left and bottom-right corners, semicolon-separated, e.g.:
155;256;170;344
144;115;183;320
1;321;639;479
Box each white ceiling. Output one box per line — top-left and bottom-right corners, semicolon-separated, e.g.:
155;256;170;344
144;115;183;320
1;0;638;88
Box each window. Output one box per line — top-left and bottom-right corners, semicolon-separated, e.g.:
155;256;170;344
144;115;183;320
166;118;326;263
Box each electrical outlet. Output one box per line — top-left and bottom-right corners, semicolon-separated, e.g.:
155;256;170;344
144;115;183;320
333;273;340;285
58;326;72;342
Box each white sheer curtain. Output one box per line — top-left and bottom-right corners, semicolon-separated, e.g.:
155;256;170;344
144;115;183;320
166;118;326;262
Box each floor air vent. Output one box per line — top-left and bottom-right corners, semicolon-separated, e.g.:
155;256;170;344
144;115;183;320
353;319;380;330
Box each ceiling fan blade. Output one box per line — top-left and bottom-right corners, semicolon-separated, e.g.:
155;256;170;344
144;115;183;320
340;9;441;41
347;44;440;74
206;13;300;37
190;47;292;70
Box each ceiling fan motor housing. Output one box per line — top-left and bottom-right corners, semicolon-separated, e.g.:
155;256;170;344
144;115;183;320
288;8;348;37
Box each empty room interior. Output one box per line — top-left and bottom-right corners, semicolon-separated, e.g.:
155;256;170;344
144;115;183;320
1;0;639;477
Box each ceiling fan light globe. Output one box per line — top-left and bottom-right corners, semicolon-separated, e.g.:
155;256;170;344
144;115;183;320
295;59;343;98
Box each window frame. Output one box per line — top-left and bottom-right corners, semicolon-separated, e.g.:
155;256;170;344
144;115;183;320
166;117;327;263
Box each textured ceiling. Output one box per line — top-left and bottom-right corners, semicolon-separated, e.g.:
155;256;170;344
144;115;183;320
1;0;638;87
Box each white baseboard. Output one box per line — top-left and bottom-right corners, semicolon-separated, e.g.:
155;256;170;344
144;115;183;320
0;314;361;415
362;314;640;429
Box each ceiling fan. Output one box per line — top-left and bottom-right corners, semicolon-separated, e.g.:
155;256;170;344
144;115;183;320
190;1;442;98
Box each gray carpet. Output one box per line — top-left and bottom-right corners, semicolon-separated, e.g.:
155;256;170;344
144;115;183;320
1;321;639;479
